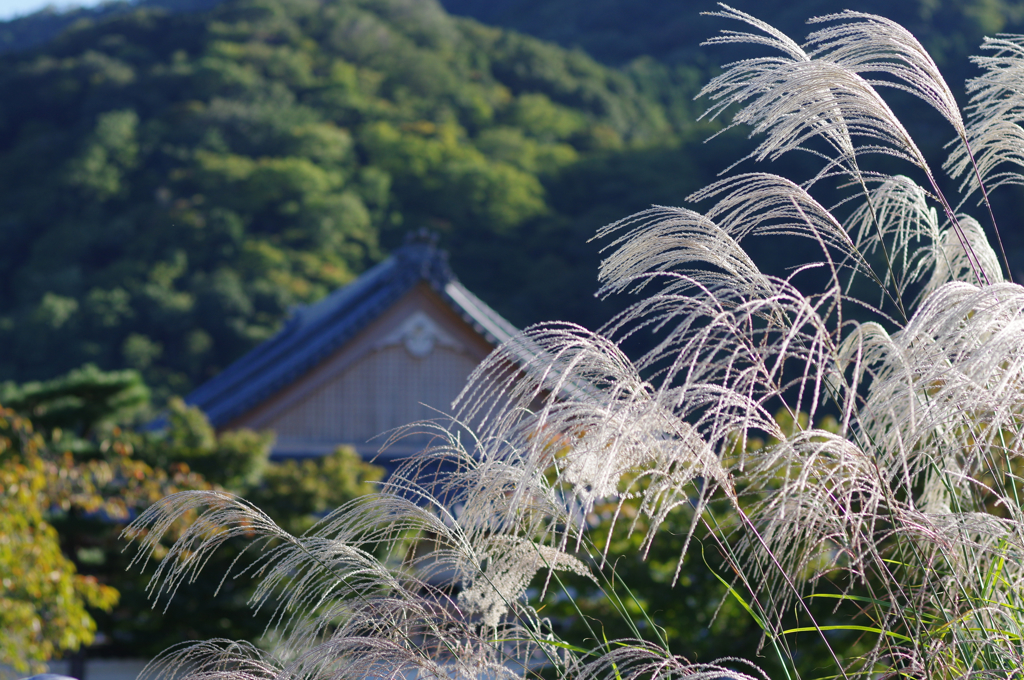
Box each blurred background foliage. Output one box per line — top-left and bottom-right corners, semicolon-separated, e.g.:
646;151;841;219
2;0;1024;402
0;365;382;663
0;0;718;402
0;404;119;676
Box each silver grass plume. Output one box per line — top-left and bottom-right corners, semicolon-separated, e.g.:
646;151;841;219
124;7;1024;680
947;34;1024;196
699;6;930;178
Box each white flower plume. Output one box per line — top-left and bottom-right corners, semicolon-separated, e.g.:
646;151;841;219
122;8;1024;680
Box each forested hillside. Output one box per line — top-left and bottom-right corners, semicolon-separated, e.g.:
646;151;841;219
0;0;724;398
440;0;1024;71
0;0;220;53
5;0;1024;401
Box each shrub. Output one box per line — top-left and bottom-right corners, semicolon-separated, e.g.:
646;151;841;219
125;6;1024;679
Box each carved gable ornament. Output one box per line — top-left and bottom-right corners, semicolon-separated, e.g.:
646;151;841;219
379;311;465;358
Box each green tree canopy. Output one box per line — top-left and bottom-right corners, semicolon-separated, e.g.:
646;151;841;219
0;0;697;399
0;406;119;677
0;365;382;660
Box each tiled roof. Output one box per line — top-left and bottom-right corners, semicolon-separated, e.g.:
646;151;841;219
184;240;516;428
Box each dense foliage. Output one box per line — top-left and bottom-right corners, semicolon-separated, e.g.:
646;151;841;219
0;0;716;399
0;367;207;672
0;405;119;676
440;0;1024;70
6;0;1024;401
0;0;220;54
0;366;383;662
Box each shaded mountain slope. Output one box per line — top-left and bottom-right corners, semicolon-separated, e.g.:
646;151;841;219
0;0;714;397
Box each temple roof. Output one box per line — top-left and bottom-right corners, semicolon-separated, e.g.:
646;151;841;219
185;239;518;428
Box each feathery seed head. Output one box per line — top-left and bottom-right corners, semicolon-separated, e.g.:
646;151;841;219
124;7;1024;679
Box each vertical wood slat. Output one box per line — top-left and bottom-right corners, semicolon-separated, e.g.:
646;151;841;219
270;344;479;447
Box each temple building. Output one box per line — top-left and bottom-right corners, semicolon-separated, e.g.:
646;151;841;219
184;235;518;465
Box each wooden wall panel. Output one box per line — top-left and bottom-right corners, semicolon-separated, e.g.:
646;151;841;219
269;344;479;448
